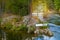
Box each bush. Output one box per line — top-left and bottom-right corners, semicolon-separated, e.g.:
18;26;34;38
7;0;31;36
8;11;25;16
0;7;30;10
5;0;29;16
40;26;48;29
3;22;13;30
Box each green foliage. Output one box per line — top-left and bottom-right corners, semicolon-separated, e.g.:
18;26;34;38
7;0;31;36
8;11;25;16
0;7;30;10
19;24;28;31
54;0;60;10
13;18;20;22
28;26;35;32
2;22;28;32
11;24;28;31
44;0;60;10
3;22;13;30
40;26;48;29
5;0;29;16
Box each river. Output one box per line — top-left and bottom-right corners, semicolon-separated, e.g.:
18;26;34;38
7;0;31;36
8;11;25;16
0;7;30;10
34;23;60;40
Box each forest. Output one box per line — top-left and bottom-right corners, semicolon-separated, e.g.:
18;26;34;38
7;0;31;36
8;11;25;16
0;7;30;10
0;0;60;40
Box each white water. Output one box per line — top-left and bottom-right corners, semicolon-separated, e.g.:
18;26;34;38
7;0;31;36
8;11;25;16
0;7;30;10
34;23;60;40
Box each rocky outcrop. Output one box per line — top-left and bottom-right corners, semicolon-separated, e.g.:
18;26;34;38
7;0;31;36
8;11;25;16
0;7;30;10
34;28;53;37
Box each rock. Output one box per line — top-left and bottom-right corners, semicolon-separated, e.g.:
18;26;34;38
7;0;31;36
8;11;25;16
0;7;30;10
23;16;40;27
41;28;53;37
34;28;53;37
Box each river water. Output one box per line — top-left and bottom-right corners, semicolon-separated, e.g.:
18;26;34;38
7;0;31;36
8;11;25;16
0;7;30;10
34;23;60;40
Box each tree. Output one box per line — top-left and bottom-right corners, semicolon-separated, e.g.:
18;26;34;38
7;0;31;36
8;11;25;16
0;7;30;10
54;0;60;14
5;0;30;16
54;0;60;10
